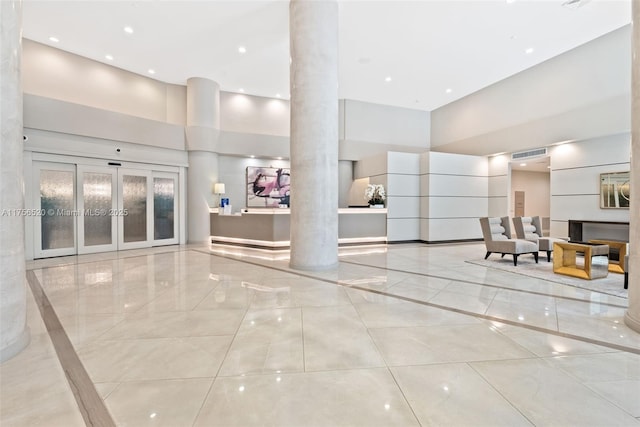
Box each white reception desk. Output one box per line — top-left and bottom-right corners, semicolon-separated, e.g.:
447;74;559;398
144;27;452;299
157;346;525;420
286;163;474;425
210;208;387;249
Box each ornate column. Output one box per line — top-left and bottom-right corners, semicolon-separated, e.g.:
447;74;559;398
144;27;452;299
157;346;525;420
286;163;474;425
0;0;29;362
186;77;220;244
289;0;339;270
625;0;640;333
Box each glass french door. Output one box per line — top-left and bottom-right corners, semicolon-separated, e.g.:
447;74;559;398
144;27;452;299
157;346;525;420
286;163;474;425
34;162;77;258
77;166;118;254
34;162;179;258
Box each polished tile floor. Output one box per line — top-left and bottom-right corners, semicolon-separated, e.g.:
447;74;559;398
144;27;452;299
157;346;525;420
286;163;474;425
2;242;639;426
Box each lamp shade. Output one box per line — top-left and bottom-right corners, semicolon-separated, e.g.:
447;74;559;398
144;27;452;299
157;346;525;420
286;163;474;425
214;183;225;194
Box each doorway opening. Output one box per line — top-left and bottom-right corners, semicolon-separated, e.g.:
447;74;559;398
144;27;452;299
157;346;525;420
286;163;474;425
509;156;551;235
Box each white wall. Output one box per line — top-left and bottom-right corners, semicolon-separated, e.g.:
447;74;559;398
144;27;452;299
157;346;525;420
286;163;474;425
511;170;550;219
420;152;488;242
339;100;431;161
220;92;290;136
354;152;420;242
386;152;421;242
430;26;631;156
23;39;186;125
488;154;510;218
549;133;630;237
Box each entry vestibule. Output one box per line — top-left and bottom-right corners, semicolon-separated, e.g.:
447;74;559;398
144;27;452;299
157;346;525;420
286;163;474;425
29;155;181;259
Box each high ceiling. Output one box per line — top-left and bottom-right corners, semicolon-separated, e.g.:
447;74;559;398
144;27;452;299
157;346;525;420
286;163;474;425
22;0;630;112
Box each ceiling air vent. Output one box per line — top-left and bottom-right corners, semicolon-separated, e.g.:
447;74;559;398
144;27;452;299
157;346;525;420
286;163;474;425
511;148;547;160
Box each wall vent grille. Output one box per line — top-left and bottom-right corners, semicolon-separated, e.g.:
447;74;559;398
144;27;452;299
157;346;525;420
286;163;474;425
511;148;547;160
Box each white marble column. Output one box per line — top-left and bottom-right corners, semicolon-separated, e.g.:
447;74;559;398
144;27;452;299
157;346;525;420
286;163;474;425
0;0;29;362
186;77;220;244
289;0;339;270
625;0;640;334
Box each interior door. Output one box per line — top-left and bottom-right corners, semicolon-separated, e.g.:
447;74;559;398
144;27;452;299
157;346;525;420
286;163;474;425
152;172;179;246
515;191;525;217
77;166;118;254
33;162;77;258
117;169;153;250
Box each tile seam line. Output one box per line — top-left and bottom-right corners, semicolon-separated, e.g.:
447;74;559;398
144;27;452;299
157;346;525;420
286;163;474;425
191;249;640;355
341;259;629;310
25;270;117;427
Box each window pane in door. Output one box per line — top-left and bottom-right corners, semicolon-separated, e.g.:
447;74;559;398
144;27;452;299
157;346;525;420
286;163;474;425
123;175;147;243
154;178;174;240
83;172;112;246
40;170;74;250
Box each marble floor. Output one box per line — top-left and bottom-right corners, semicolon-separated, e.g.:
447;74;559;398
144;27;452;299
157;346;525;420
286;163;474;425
2;242;639;426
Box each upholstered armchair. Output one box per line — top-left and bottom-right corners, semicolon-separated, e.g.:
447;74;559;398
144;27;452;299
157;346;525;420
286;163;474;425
479;217;539;266
513;216;565;262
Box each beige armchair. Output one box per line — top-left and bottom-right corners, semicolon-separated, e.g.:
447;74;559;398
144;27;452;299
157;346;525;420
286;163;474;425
513;216;565;262
479;217;539;266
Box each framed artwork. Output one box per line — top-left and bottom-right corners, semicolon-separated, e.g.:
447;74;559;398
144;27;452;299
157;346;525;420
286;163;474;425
600;171;630;209
246;166;290;208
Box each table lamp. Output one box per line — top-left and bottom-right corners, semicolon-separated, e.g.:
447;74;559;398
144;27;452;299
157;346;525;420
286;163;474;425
214;183;225;207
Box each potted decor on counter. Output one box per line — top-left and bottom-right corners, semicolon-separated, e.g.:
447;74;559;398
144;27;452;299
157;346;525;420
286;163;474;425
365;184;386;208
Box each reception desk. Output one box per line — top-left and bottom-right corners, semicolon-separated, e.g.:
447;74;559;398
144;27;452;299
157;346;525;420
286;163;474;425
210;208;387;249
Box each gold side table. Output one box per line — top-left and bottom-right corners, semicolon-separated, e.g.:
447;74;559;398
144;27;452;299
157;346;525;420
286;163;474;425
553;242;609;280
588;239;627;274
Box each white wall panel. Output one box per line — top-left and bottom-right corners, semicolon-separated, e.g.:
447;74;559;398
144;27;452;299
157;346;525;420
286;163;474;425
343;100;430;148
427;152;488;176
551;195;630;222
426;218;483;241
220;92;289;137
428;175;488;197
24;95;185;151
387;218;420;242
217;131;289;158
387;174;420;197
488;197;508;217
426;197;488;218
550;221;569;239
24;128;188;167
387;197;420;219
550;134;630;170
551;165;629;196
488;175;508;197
353;153;387;179
388;152;420;174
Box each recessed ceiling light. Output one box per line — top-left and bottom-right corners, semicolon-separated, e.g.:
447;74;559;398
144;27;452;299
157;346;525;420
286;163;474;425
148;69;155;75
385;76;392;82
520;163;527;167
238;46;247;54
105;54;114;61
525;47;534;54
275;93;281;98
124;26;134;34
238;88;244;93
48;36;59;43
250;155;255;158
445;88;452;94
276;157;282;160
